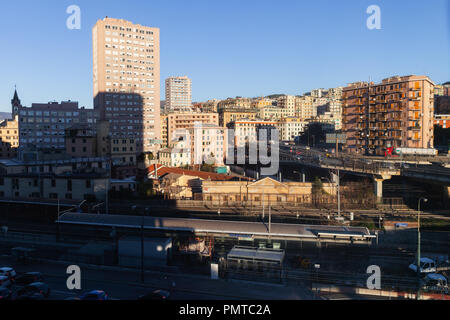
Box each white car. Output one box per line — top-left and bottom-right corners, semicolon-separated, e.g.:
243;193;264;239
0;276;11;288
0;267;17;281
409;258;437;274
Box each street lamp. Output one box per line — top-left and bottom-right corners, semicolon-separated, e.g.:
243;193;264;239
416;197;428;300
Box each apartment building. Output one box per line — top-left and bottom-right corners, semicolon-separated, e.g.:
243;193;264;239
165;76;192;111
65;121;136;166
188;124;226;166
0;157;109;201
167;112;219;147
434;83;450;114
434;114;450;129
160;113;168;147
16;98;99;150
251;98;274;109
93;17;161;153
342;75;435;155
277;117;307;141
219;108;258;127
295;96;317;120
0;116;19;159
65;124;97;158
277;95;297;116
259;106;290;121
227;119;278;147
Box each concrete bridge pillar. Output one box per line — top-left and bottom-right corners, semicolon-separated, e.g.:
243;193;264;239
373;174;392;202
374;178;384;201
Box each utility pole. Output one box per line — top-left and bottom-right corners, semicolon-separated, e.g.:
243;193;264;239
141;215;145;283
416;197;427;300
268;205;272;239
105;157;111;215
337;169;341;218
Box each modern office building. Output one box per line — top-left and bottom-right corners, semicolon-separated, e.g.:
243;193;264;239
165;76;192;111
342;75;435;155
93;17;161;153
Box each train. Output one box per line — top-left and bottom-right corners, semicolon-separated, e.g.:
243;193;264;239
385;147;438;157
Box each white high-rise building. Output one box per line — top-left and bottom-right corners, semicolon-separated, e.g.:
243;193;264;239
165;76;192;111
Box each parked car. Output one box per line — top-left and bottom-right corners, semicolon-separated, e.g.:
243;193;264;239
16;282;50;299
79;290;109;300
0;287;12;300
0;276;11;288
14;272;43;286
138;290;170;300
421;273;448;294
0;267;16;282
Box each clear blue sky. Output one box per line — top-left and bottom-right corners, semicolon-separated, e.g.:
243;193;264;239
0;0;449;112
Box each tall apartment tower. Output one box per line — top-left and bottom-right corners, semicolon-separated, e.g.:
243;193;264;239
342;75;435;155
93;17;161;154
165;76;192;111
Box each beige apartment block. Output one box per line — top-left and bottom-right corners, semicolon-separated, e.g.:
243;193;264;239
165;76;192;111
227;119;278;147
188;124;226;166
219;108;259;127
342;75;435;155
277;95;297;116
167;112;219;147
93;17;161;153
277;117;308;141
295;96;317;120
160;113;168;147
259;106;290;121
0;116;19;159
251;98;274;109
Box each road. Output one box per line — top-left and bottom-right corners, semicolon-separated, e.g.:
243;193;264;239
0;255;315;300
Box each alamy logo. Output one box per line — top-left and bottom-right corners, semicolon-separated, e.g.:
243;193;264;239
366;5;381;30
66;265;81;290
366;265;381;289
66;5;81;30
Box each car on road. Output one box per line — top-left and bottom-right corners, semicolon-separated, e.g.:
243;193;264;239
421;273;448;294
0;287;12;300
14;272;44;287
409;258;437;274
16;282;50;299
0;267;16;282
0;276;11;288
138;289;171;300
79;290;109;300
